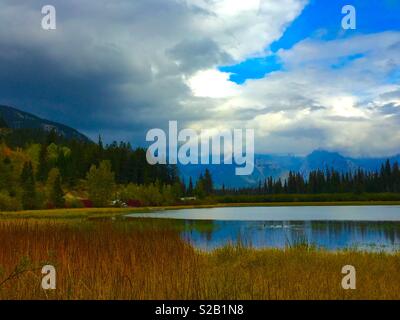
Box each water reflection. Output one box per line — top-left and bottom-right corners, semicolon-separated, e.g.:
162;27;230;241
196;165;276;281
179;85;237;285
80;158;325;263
126;206;400;252
182;220;400;252
128;205;400;221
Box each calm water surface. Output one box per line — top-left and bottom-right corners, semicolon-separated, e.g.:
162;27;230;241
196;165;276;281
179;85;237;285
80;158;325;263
127;206;400;252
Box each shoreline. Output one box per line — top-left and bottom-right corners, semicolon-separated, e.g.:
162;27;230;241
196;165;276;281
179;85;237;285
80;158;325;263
1;200;400;219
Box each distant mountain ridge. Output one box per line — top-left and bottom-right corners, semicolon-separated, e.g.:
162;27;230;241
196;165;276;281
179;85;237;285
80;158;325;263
179;150;400;188
0;105;90;142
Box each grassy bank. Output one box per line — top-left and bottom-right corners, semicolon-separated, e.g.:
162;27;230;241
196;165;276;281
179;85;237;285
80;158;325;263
0;207;139;219
1;200;400;219
0;219;399;300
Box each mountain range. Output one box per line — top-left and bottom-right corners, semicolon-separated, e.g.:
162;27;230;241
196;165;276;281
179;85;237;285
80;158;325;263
1;105;399;188
179;150;400;188
0;105;89;142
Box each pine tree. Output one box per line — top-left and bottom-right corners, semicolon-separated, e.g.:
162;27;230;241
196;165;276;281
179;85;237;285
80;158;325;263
194;174;206;199
36;144;49;182
98;135;104;150
46;129;58;145
203;169;213;196
0;115;8;128
46;168;65;208
0;157;14;193
172;178;185;199
187;177;194;196
393;162;400;192
20;162;37;210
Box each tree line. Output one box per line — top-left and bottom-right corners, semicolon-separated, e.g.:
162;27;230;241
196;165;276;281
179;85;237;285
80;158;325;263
1;126;399;211
218;160;400;195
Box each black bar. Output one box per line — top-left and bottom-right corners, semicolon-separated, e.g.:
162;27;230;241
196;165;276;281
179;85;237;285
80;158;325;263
0;300;397;318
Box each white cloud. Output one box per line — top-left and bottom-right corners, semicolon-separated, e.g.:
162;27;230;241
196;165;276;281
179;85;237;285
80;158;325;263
187;0;307;60
187;69;240;98
187;32;400;156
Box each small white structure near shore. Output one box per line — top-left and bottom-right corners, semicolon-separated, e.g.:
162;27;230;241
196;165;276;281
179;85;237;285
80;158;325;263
179;197;197;201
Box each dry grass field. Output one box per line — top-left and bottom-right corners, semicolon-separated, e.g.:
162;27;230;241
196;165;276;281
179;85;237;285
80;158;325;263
0;219;399;300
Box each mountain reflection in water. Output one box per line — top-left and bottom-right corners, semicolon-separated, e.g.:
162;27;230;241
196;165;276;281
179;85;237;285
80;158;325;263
182;220;400;252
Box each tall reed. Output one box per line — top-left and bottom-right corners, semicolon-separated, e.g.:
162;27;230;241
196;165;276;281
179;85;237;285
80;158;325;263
0;219;399;300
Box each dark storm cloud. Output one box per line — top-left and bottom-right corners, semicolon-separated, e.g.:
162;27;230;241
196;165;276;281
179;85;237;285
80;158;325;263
378;102;400;116
379;89;400;101
0;0;226;145
0;37;149;128
274;126;328;140
167;38;232;74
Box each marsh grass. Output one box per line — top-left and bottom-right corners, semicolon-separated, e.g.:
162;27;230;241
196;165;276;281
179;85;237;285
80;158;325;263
0;219;399;300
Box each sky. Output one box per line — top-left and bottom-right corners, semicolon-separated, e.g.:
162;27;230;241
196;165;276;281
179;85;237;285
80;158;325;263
0;0;399;157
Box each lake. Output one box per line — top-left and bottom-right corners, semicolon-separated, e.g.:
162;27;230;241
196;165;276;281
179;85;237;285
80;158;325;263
127;206;400;252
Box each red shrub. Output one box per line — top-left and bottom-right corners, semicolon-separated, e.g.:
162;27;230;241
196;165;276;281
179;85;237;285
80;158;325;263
81;199;93;208
46;202;55;210
127;199;142;207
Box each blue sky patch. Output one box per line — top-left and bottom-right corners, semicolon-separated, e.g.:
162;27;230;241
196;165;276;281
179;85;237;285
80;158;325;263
218;55;283;84
331;53;365;69
220;0;400;84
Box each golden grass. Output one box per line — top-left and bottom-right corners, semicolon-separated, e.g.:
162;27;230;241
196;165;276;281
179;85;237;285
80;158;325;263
0;219;399;300
0;207;138;219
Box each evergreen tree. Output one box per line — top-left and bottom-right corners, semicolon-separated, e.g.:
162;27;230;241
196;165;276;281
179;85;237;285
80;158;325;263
51;174;65;208
20;162;37;210
194;174;206;199
393;162;400;192
0;157;14;193
46;168;65;208
36;144;49;182
46;129;58;145
203;169;214;196
187;177;194;196
0;115;8;128
98;135;104;150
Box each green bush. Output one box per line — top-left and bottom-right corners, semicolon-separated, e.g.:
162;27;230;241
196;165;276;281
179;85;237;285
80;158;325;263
65;198;84;208
0;192;22;211
86;160;115;207
120;183;179;206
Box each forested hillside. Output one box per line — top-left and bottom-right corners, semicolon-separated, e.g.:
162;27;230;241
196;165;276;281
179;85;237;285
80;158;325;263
0;123;185;210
